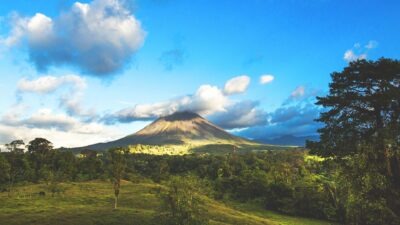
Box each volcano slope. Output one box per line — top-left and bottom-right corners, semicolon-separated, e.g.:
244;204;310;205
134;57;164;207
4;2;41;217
71;111;292;154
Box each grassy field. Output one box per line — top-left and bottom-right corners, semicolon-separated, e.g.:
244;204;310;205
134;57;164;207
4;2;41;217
0;180;337;225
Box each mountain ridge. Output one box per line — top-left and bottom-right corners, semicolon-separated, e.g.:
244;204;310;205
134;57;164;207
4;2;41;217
256;135;319;147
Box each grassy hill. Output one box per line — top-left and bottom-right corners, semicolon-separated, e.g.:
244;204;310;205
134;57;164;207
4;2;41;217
0;180;336;225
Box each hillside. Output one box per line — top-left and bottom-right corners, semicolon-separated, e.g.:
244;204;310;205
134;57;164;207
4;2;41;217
74;111;258;152
0;180;335;225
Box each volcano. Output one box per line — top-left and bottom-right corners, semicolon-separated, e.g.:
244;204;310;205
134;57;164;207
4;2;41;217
77;111;255;151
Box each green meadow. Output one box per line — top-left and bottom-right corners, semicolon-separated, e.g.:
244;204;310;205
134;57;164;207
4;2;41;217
0;180;335;225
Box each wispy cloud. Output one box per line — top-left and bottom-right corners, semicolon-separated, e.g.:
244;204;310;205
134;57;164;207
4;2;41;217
365;40;378;49
343;40;378;62
0;76;120;147
290;85;305;98
16;75;95;120
17;75;86;94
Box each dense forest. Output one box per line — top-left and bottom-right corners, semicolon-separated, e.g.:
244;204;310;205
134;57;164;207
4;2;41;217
0;58;399;225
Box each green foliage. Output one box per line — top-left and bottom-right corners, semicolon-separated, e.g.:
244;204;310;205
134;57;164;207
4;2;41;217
107;148;128;209
5;140;25;154
77;150;104;180
0;138;341;223
0;138;344;224
28;138;55;182
307;58;400;225
52;151;77;181
0;154;10;190
157;176;208;225
126;151;340;221
47;180;67;197
3;145;32;195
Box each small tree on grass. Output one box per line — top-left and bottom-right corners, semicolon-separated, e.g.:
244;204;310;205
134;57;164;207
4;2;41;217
157;176;208;225
108;148;128;209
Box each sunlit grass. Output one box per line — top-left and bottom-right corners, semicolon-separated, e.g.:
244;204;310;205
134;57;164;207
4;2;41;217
0;180;334;225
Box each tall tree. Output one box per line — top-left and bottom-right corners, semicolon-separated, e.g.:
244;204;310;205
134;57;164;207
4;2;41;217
6;140;25;154
28;138;53;155
5;140;30;196
28;138;54;182
108;148;127;209
307;58;400;225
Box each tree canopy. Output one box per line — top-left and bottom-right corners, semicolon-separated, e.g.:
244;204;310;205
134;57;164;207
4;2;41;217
307;58;400;225
308;58;400;158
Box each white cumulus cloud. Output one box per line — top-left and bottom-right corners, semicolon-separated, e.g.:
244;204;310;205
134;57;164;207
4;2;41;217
4;0;146;76
104;84;229;124
103;78;269;130
260;74;274;85
223;75;251;95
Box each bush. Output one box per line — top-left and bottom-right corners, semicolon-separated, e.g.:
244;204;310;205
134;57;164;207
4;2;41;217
157;176;209;225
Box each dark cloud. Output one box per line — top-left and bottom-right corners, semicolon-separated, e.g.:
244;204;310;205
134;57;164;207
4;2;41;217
237;86;324;141
237;101;323;140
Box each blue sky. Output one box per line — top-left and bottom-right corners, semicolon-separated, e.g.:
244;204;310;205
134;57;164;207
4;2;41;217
0;0;399;147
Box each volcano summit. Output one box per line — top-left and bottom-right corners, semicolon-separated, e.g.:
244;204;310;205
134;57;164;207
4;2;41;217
76;111;256;152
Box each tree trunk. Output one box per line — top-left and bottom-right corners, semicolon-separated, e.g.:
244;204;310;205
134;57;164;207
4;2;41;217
114;194;118;209
8;176;15;198
374;106;392;176
114;183;120;209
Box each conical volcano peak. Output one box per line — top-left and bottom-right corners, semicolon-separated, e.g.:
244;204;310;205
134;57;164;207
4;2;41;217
75;110;256;151
162;111;202;121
